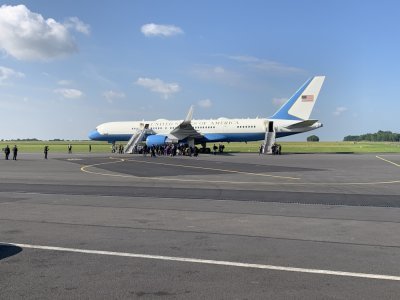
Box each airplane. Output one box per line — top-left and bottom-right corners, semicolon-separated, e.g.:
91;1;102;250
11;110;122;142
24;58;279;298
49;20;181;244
88;76;325;153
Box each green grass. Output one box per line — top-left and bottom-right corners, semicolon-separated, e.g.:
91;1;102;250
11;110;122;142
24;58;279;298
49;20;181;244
1;141;400;153
0;141;111;153
224;141;400;153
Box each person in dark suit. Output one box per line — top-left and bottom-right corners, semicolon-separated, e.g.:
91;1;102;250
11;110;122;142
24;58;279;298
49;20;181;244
4;145;10;160
12;145;18;160
44;146;49;159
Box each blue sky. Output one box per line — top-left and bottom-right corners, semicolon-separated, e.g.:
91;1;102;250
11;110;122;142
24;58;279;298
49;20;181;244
0;0;399;141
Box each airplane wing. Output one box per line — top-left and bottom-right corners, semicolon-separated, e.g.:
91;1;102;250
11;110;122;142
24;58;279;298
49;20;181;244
285;119;319;129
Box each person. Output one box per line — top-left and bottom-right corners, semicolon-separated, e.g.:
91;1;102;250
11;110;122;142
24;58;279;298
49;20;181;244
12;145;18;160
89;144;91;152
44;146;49;159
259;144;264;155
213;144;217;155
150;145;156;157
68;144;72;154
4;145;10;160
272;144;276;155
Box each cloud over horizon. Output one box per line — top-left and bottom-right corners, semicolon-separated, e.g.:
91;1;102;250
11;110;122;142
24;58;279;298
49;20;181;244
103;90;126;103
228;55;305;74
333;106;348;116
54;88;83;99
0;4;89;61
272;97;288;107
0;66;25;83
198;99;212;108
141;23;184;37
136;77;180;99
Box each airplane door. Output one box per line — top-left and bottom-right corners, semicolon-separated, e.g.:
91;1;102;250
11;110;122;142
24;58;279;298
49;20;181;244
268;121;274;132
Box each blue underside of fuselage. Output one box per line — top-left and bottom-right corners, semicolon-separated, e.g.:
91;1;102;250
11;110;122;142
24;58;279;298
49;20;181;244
88;130;299;144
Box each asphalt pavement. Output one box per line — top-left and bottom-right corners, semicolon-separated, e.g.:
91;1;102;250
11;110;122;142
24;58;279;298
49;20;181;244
1;152;400;299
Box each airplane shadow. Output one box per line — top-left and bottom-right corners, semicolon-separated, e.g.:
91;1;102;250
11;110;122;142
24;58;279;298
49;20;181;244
0;244;23;260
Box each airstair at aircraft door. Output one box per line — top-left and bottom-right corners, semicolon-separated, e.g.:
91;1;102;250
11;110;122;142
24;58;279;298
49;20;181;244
124;124;149;154
263;121;276;154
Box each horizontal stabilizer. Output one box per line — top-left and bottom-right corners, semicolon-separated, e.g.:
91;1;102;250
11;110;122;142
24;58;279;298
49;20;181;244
285;119;319;129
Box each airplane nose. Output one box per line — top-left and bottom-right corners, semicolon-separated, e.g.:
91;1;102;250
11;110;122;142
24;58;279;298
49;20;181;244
88;129;102;140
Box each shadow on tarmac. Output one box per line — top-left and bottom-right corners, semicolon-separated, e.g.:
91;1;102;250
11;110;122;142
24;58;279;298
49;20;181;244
0;244;23;260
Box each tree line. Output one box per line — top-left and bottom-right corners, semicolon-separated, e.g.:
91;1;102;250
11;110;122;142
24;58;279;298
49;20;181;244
343;131;400;142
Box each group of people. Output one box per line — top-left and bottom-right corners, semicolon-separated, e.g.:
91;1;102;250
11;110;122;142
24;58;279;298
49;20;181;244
3;145;18;160
271;143;282;155
112;144;124;154
3;144;93;160
132;144;199;157
259;143;282;155
212;144;225;155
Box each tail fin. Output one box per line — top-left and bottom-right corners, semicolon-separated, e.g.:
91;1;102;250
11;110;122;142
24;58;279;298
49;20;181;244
270;76;325;120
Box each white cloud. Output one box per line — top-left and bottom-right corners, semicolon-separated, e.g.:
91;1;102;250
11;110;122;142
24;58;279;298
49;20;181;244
192;65;241;85
54;88;83;99
0;66;25;83
103;90;126;103
213;66;225;74
136;77;180;99
228;55;304;74
198;99;212;108
141;23;183;37
0;4;89;61
57;80;72;86
65;17;90;35
333;106;348;116
272;97;288;107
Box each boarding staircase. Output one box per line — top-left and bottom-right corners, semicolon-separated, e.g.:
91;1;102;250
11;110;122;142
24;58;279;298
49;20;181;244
124;124;149;154
263;122;276;154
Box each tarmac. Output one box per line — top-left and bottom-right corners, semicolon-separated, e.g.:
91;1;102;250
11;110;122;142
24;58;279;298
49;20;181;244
1;152;400;299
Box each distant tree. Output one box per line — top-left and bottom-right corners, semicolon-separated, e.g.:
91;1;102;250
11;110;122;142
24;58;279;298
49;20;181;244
343;135;360;141
307;135;319;142
344;131;400;142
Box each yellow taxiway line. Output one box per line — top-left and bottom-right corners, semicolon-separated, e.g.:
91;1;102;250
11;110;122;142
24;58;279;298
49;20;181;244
124;158;300;180
80;156;400;186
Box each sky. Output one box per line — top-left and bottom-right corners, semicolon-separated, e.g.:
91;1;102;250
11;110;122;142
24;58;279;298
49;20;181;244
0;0;399;141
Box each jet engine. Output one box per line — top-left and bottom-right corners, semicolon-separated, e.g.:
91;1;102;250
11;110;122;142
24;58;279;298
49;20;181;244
145;135;168;146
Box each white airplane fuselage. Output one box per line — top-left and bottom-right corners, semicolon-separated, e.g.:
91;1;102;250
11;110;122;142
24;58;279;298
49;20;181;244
89;118;322;144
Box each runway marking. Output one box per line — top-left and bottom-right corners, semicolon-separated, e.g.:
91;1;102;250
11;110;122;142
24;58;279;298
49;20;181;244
80;158;400;186
80;158;301;182
376;155;400;168
124;158;300;180
6;242;400;281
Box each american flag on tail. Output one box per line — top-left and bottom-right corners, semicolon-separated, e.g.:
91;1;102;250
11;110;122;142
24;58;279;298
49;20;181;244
301;95;314;102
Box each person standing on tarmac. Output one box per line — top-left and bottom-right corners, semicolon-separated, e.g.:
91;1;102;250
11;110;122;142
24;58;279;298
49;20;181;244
4;145;10;160
44;146;49;159
259;143;263;155
12;145;18;160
